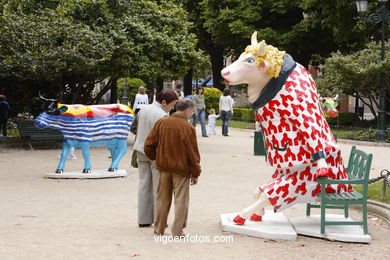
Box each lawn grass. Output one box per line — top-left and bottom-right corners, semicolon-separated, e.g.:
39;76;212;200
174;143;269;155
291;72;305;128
213;119;254;129
354;180;390;204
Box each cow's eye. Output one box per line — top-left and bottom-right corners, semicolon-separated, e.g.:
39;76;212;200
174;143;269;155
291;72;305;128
246;58;255;64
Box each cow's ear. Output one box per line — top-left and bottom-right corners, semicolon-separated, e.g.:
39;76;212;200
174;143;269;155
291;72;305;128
259;61;270;72
58;106;68;114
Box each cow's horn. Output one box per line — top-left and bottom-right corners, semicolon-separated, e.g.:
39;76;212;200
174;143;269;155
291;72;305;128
251;31;258;46
258;40;266;56
39;91;57;102
39;91;48;101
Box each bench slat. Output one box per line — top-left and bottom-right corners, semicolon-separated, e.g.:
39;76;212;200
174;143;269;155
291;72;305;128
16;120;64;148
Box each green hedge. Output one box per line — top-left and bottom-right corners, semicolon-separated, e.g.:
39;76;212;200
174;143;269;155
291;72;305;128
232;107;255;121
118;78;146;106
333;127;390;142
326;112;358;126
203;87;222;114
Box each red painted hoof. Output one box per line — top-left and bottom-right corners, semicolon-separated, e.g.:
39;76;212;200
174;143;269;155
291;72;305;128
233;215;246;225
317;167;329;178
250;214;262;222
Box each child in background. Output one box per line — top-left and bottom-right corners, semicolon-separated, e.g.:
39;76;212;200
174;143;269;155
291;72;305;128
207;108;220;135
58;146;77;160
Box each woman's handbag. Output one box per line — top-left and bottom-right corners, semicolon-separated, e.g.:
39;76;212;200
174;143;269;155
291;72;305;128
131;150;138;168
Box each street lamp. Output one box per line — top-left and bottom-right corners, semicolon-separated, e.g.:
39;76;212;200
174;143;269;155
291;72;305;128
355;0;390;142
121;77;129;106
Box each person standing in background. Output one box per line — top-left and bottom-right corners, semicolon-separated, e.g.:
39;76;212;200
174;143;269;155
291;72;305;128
133;86;149;115
133;89;178;228
175;84;185;99
0;95;10;138
192;87;208;137
149;88;157;104
219;88;234;137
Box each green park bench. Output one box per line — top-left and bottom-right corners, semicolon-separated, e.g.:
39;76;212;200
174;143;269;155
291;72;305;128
306;146;373;234
16;119;63;149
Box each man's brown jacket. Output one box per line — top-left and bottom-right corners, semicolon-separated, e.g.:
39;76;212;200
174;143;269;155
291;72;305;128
144;113;201;178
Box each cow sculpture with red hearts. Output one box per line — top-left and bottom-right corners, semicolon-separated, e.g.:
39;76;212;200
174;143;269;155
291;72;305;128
221;32;352;225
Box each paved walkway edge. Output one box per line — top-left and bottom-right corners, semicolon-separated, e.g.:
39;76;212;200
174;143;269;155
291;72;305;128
351;200;390;225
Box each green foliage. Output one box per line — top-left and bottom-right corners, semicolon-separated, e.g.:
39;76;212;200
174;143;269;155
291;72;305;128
203;87;222;113
354;180;390;204
117;78;146;106
184;0;370;91
316;41;390;119
196;0;367;65
232;107;255;121
351;128;377;142
214;119;253;129
333;127;390;142
0;0;199;112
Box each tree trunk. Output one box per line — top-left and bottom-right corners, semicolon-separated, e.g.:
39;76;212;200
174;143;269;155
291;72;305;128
156;78;164;92
183;68;193;96
92;78;113;104
110;78;118;103
358;95;377;120
72;83;83;104
209;46;225;91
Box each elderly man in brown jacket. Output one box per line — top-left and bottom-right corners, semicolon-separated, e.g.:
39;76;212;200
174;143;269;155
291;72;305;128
144;98;201;236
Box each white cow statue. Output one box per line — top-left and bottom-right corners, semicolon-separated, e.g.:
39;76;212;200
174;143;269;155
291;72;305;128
221;32;352;225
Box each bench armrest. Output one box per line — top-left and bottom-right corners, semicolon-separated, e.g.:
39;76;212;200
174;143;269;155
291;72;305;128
317;177;365;185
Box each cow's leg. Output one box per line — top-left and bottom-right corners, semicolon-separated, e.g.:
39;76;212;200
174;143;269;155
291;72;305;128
108;139;127;172
233;190;270;225
56;141;71;173
108;141;118;165
80;142;92;173
108;146;115;159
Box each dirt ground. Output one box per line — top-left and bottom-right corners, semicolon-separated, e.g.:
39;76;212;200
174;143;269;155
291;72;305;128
1;127;390;260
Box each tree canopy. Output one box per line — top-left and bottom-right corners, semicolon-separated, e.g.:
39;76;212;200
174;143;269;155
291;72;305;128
182;0;370;91
316;41;390;119
0;0;199;113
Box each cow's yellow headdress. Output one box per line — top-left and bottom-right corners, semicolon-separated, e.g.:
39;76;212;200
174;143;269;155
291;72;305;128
244;32;285;78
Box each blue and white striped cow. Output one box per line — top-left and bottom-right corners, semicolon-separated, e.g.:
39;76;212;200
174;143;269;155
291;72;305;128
35;102;134;174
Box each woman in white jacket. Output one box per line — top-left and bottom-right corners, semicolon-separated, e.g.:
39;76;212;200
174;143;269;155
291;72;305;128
219;88;234;136
133;86;149;115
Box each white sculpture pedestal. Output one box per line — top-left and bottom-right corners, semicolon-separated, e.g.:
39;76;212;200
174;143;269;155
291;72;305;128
45;169;127;179
290;214;371;243
220;210;297;240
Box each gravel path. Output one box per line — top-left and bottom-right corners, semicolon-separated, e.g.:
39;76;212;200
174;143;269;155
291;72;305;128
1;127;389;260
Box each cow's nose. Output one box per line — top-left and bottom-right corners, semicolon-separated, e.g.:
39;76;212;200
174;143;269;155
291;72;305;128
222;71;230;77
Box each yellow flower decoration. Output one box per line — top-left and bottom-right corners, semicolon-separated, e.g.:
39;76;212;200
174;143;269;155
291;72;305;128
244;42;285;78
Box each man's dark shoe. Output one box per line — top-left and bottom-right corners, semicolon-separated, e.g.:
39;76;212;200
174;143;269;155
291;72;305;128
203;135;209;137
139;224;152;227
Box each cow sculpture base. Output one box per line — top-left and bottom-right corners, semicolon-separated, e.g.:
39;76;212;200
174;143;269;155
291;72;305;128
220;210;297;240
291;214;371;243
45;169;127;179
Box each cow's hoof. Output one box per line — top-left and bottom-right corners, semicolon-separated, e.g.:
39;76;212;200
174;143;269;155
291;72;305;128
233;215;246;225
55;169;63;174
108;168;117;172
250;213;262;222
83;169;91;173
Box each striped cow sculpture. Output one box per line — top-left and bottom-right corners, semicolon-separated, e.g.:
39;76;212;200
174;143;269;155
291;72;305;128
221;32;352;225
35;96;134;174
